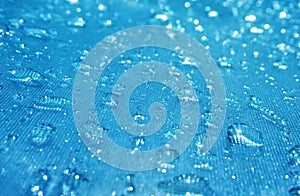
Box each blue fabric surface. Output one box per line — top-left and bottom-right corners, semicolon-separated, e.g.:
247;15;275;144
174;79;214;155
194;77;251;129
0;0;299;195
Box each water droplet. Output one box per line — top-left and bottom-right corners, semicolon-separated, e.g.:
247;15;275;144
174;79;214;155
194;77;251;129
31;123;55;146
33;96;71;112
158;174;214;195
288;145;300;167
227;123;263;147
98;4;106;11
226;123;263;157
245;15;256;22
20;107;35;123
13;93;26;103
7;68;43;86
24;27;57;39
155;14;169;22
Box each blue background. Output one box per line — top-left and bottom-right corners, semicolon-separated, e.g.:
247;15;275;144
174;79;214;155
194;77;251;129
0;0;299;195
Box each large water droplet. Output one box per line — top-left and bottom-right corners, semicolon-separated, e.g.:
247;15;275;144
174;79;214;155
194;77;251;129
227;123;263;147
226;123;263;156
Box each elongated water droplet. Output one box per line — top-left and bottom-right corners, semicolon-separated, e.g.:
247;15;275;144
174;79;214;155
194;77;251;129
7;68;43;86
33;96;71;112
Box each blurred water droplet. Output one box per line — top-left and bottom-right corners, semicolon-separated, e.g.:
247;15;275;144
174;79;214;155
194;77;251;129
208;11;218;17
24;27;57;39
67;17;86;27
31;123;55;146
157;148;179;164
285;170;300;185
158;174;214;195
155;13;168;22
273;61;288;70
250;27;264;34
289;187;300;196
0;134;18;153
245;14;256;22
288;145;300;167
